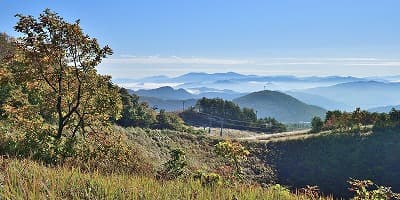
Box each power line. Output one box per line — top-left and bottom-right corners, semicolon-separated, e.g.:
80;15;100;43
184;111;277;132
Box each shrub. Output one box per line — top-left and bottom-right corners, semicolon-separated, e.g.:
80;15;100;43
69;130;153;175
193;170;223;187
311;116;323;133
153;109;186;131
157;148;187;180
215;141;250;179
0;123;153;175
348;178;400;200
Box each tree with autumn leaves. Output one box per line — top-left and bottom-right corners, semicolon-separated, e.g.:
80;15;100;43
1;9;122;139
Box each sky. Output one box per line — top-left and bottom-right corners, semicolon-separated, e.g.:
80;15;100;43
2;0;400;78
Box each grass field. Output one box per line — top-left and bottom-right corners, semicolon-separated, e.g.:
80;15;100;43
0;158;333;200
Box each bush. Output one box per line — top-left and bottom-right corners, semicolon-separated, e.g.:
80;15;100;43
157;148;187;180
348;179;400;200
311;116;323;133
0;123;153;175
153;109;186;131
69;130;153;175
215;141;250;179
193;170;223;187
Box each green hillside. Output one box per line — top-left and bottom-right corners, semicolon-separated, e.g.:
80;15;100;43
233;90;326;122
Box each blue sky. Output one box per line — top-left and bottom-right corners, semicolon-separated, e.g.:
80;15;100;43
2;0;400;78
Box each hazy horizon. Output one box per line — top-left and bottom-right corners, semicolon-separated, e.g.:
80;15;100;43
2;1;400;79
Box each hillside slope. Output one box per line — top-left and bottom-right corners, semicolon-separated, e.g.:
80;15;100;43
233;90;326;122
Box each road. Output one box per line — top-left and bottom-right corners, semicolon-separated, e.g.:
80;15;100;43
238;129;314;142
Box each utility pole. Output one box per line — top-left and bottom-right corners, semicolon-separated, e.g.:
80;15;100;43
220;102;225;137
208;117;212;134
182;100;185;112
264;85;266;91
220;118;223;137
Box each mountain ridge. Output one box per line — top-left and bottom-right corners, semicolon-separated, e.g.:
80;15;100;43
233;90;326;122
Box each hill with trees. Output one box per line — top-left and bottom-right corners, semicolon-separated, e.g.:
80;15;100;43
233;90;326;122
180;97;287;133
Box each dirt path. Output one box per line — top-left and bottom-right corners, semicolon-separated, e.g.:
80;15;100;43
238;129;315;142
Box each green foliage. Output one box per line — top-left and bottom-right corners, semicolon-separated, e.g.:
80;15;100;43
116;88;188;132
6;9;122;139
0;32;15;65
193;170;223;187
153;109;185;131
268;184;292;199
310;116;323;133
181;97;286;133
0;127;76;165
70;130;153;175
348;179;400;200
215;141;250;179
116;88;156;128
157;148;188;180
323;108;400;133
0;123;152;175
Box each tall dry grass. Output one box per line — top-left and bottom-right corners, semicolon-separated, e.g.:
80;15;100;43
0;158;333;200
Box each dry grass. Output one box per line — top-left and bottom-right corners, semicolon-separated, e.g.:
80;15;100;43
0;158;333;200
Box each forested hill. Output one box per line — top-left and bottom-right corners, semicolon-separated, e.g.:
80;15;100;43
233;90;326;122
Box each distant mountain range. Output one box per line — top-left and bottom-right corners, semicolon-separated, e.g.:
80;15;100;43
133;86;193;100
120;72;400;114
130;72;368;84
285;91;353;111
115;72;380;92
139;96;197;112
368;105;400;113
298;81;400;109
131;86;245;100
233;90;326;123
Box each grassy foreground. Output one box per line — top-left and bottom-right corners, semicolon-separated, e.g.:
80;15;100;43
0;159;332;200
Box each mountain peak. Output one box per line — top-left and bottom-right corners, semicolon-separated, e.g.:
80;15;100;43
233;90;326;122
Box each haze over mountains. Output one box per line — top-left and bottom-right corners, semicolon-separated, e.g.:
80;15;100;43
121;72;400;122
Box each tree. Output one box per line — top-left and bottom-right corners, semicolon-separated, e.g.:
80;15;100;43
215;141;250;179
6;9;121;138
0;33;15;63
158;149;188;180
116;88;156;128
311;117;323;133
154;109;185;131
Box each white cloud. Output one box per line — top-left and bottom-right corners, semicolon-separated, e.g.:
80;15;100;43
117;82;183;90
103;55;400;67
103;56;252;65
